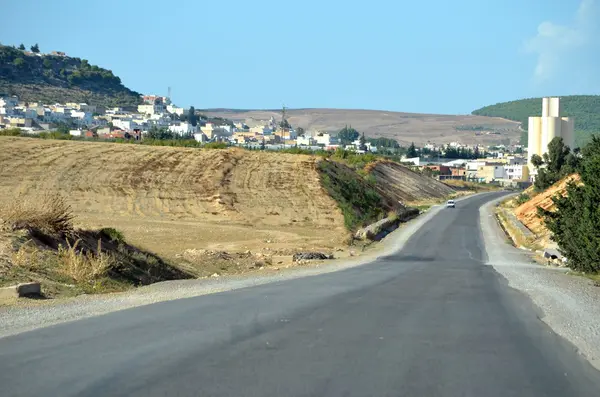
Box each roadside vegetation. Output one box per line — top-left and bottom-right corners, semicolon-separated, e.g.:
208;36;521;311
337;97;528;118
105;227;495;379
0;193;192;298
317;160;392;230
537;136;600;274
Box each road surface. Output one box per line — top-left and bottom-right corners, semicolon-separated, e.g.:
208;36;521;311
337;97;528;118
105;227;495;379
1;192;600;396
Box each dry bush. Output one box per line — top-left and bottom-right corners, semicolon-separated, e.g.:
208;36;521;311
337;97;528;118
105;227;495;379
0;192;74;235
58;239;113;283
10;239;41;270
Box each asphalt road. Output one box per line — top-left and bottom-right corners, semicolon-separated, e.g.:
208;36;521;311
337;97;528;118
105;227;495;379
2;192;600;397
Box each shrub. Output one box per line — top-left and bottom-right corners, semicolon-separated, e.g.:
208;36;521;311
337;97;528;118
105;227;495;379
58;239;113;283
0;128;22;136
100;227;125;243
0;192;74;235
515;193;530;205
203;142;228;149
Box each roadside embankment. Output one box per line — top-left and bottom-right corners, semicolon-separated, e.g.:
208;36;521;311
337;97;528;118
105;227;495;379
481;197;600;371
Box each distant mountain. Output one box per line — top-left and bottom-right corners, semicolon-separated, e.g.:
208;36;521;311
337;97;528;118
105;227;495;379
472;95;600;146
200;108;521;147
0;44;141;107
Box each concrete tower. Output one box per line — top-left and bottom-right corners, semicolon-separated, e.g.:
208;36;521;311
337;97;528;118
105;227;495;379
527;97;575;170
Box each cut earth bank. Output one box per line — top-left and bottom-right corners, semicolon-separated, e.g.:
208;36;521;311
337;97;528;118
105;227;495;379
0;137;457;299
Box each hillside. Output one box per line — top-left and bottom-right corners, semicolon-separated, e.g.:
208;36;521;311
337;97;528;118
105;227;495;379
0;44;141;107
513;175;580;247
472;96;600;146
366;161;455;203
0;137;456;279
201;108;521;146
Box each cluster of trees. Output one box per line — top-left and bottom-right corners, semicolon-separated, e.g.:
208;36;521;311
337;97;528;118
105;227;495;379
417;145;483;159
337;126;360;145
17;43;39;53
537;136;600;273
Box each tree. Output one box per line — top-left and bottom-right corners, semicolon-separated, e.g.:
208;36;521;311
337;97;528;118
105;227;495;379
30;43;40;53
296;127;305;136
530;154;543;168
407;142;418;158
359;133;367;151
188;106;197;126
260;137;266;150
539;136;600;273
18;43;25;50
534;137;571;191
337;125;360;145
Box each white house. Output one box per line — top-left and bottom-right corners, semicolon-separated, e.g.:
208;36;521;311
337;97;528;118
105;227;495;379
69;129;83;137
70;110;93;126
138;103;166;115
503;164;526;180
0;96;19;115
169;122;197;136
166;105;185;115
314;133;338;146
297;136;315;146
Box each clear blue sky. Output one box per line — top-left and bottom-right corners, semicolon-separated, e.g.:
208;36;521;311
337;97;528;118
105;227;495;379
2;0;599;114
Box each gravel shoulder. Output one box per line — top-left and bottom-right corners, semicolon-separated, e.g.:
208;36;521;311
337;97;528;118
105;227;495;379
480;197;600;370
0;196;452;338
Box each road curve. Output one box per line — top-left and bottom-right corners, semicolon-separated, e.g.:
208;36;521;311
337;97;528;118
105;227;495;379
1;192;599;396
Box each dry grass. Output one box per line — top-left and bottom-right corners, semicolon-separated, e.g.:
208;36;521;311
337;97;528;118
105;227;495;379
495;209;542;251
0;137;349;262
10;239;42;271
0;192;74;235
58;239;113;283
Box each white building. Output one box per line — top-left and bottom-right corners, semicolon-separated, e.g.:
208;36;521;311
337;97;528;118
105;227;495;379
0;96;19;115
503;164;526;180
70;110;93;126
138;103;166;115
297;136;315;146
314;133;338;146
169;122;197;136
250;125;272;135
166;105;185;115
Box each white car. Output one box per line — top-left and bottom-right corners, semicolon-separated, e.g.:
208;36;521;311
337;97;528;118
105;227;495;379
446;200;456;208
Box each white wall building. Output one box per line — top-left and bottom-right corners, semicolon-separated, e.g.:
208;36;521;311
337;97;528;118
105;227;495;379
503;164;526;180
166;105;185;115
297;136;315;146
169;122;197;136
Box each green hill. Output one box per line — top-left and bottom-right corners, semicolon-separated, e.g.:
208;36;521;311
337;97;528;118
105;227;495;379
472;95;600;147
0;44;141;107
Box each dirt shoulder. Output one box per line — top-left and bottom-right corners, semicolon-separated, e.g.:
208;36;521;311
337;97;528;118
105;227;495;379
481;197;600;370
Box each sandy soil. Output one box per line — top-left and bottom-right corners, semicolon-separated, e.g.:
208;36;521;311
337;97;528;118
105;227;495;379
0;137;349;268
513;175;580;247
